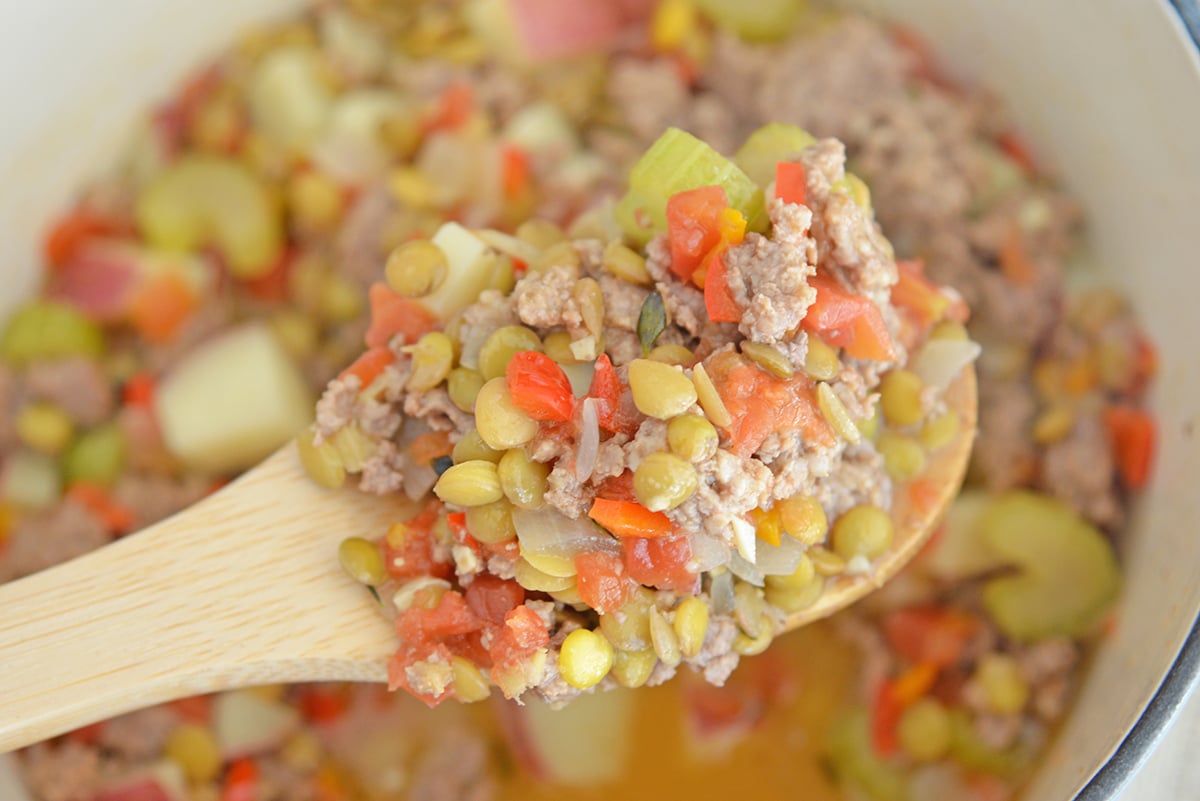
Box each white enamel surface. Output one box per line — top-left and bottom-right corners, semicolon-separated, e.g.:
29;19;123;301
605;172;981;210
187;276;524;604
1;0;1199;798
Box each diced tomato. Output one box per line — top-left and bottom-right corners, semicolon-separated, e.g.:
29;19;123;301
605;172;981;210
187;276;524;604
704;349;835;458
501;144;532;200
998;228;1037;286
587;498;672;539
424;81;475;133
489;604;551;669
775;162;807;206
243;249;294;302
47;241;144;322
128;271;198;345
340;345;396;387
507;350;575;422
801;273;897;361
387;641;454;706
65;721;106;746
1103;404;1156;490
67;482;135;535
170;695;212;723
575;550;635;613
703;251;740;323
43;208;132;269
623;533;699;594
871;679;903;757
465;574;526;625
409;431;454;465
383;521;454;582
882;606;979;668
594;470;637;503
298;686;350;724
587;354;640;434
395;590;484;649
122;372;156;408
364;282;440;349
997;130;1038;176
891;259;955;329
667;185;728;282
220;759;259;801
908;478;943;517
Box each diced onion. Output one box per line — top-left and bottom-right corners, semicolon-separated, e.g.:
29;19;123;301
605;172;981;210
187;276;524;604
561;362;596;397
731;516;756;564
709;570;736;615
728;552;765;586
475;228;541;266
685;529;730;574
913;339;982;391
513;506;619;565
755;534;806;577
576;398;600;482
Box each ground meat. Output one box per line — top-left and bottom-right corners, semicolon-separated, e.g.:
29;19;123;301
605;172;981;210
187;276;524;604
111;473;211;531
98;707;178;761
359;440;407;495
336;184;399;288
314;376;362;439
24;358;114;427
1041;408;1121;527
401;387;473;434
513;264;583;331
724;201;817;344
812;443;890;519
0;364;17;449
0;500;109;581
973;378;1038;490
17;742;106;801
691;615;740;686
607;58;690;146
544;462;590;520
408;730;496;801
597;273;650;333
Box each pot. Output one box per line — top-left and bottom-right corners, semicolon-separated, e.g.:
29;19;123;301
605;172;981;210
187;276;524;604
1;1;1198;798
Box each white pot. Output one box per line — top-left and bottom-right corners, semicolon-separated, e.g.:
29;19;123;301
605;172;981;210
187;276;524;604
1;1;1199;799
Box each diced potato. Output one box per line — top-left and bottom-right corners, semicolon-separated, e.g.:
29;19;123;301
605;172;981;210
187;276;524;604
247;47;334;149
421;223;496;320
979;491;1121;641
136;155;284;279
506;689;634;785
214;689;300;758
154;324;314;474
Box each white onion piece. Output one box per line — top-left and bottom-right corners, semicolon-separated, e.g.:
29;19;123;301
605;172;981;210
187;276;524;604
755;534;806;577
561;361;596;397
710;570;736;615
731;517;757;564
457;323;491;370
576;398;600;482
513;507;619;561
401;460;438;501
728;552;765;586
475;228;541;266
685;529;730;574
912;339;981;392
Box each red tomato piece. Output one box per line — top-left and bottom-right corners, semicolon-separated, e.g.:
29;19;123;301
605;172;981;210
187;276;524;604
489;604;550;669
587;498;673;539
575;550;635;614
465;574;527;625
703;251;741;323
587;354;640;434
704;350;835;458
507;350;576;422
882;606;979;668
870;679;903;757
395;590;484;649
1103;404;1156;490
623;533;699;594
667;185;728;282
383;521;453;582
774;162;807;206
364;282;440;349
802;274;897;361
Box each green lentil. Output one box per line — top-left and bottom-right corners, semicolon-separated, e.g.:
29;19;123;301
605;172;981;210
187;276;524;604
667;414;719;463
878;432;928;482
497;448;549;509
474;378;538;450
740;341;793;378
559;629;615;689
63;423;125;487
295;426;346;489
880;369;926;427
453;428;503;464
634;452;699;512
777;495;827;545
464;498;517;544
405;331;455;391
831;505;894;561
433;460;504;507
611;648;657;688
898;698;953;761
602;240;653;285
338;536;387;586
673;597;710;658
628;359;697;420
477;326;542;381
447;367;485;412
15;402;74;455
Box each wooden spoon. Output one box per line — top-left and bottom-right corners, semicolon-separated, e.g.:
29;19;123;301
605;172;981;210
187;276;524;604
0;368;975;753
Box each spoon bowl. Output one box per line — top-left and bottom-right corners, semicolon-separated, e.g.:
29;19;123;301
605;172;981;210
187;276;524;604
0;367;975;753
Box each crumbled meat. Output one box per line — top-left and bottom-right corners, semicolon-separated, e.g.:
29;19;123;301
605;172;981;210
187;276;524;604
513;264;584;331
111;473;211;531
98;706;178;760
17;742;107;801
973;711;1022;751
336;185;399;288
408;729;496;801
723;201;817;344
1041;409;1121;528
402;387;473;434
0;500;110;581
359;441;408;496
24;358;113;427
544;462;590;519
406;656;454;698
315;376;362;439
973;377;1038;490
690;615;740;686
812;444;890;519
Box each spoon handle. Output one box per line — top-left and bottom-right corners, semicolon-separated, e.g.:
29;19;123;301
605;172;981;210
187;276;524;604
0;446;397;753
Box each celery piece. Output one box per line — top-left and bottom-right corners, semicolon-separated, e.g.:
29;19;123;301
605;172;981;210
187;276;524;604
825;710;911;801
734;123;817;188
979;491;1121;641
64;423;126;488
617;127;767;246
0;301;105;367
948;710;1033;777
694;0;809;43
1;450;62;509
136;155;284;280
923;490;1008;580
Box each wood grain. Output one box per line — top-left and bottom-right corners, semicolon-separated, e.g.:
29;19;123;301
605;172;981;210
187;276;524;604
0;445;402;753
